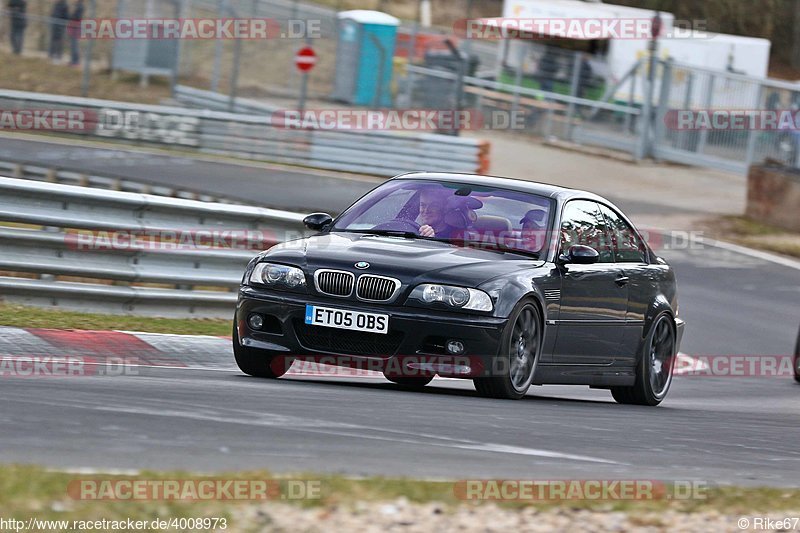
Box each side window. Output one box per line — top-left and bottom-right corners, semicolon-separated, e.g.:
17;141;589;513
597;204;648;263
559;200;614;263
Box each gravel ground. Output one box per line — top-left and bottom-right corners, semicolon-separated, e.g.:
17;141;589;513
237;499;800;532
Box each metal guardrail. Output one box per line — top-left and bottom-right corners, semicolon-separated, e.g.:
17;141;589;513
0;176;306;318
173;85;281;116
0;158;237;204
0;89;490;176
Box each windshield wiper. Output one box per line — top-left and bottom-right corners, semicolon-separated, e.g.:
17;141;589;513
348;229;419;239
504;249;541;259
468;243;541;259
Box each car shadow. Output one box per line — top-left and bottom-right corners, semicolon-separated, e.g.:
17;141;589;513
235;373;625;406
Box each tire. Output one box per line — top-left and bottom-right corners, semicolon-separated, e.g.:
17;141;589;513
473;299;542;400
793;327;799;384
384;375;434;388
611;312;676;406
232;322;291;378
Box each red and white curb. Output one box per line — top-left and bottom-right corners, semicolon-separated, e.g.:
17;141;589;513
0;326;708;378
0;327;386;378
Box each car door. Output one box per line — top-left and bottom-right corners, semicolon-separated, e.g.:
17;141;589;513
597;203;652;367
552;200;628;365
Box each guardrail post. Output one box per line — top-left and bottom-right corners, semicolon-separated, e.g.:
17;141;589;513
544;107;554;140
696;75;715;154
565;51;582;141
510;44;525;123
679;72;694;152
652;59;673;161
624;63;639;133
744;84;765;170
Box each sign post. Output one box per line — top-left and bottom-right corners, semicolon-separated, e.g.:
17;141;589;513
295;45;317;115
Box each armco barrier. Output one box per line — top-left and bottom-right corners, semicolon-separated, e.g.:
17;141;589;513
0;175;306;318
0;89;490;176
0;158;237;203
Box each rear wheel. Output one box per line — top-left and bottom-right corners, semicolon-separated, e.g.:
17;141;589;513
474;300;541;400
611;313;675;406
232;322;291;378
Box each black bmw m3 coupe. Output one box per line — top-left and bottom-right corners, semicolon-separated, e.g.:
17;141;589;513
233;173;685;405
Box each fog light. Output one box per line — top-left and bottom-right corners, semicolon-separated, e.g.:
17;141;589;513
248;313;264;330
446;340;465;355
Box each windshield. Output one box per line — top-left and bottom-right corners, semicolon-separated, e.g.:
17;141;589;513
332;179;554;257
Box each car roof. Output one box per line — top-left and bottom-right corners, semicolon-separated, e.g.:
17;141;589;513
389;172;608;204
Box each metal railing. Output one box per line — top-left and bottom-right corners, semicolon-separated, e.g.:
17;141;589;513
0;175;306;318
651;60;800;174
403;64;643;154
0;88;489;176
0;157;237;203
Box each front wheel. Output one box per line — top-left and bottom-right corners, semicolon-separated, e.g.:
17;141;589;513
794;328;799;384
611;313;676;406
232;322;291;378
474;300;542;400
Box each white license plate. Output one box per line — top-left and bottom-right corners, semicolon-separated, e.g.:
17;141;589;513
304;305;389;334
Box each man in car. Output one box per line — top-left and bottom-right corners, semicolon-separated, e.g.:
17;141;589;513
418;190;479;239
519;207;549;252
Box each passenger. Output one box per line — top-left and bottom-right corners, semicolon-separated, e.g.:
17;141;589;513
519;207;549;252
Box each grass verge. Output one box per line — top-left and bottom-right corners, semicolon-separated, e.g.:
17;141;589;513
702;215;800;259
1;465;799;525
0;303;230;336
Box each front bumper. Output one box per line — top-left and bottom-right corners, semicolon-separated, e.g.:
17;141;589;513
236;287;508;378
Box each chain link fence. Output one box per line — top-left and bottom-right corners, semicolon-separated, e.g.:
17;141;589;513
2;0;799;175
653;61;800;172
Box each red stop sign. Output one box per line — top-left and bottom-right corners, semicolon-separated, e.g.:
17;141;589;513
295;46;317;73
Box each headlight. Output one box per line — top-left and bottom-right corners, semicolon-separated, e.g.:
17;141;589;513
249;263;306;289
410;284;493;312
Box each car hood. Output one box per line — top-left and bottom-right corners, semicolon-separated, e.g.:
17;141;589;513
263;232;545;287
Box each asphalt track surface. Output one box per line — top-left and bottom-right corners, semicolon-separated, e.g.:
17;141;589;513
0;136;799;485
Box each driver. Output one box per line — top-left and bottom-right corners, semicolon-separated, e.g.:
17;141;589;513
418;189;450;238
418;190;480;239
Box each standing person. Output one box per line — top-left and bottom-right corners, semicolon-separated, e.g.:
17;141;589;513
577;53;594;100
48;0;69;62
537;48;559;94
68;0;84;66
7;0;27;55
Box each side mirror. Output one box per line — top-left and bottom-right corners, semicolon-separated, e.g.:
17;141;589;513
558;244;599;265
303;212;333;231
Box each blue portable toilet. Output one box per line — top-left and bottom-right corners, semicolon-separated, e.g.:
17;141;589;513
333;10;399;107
